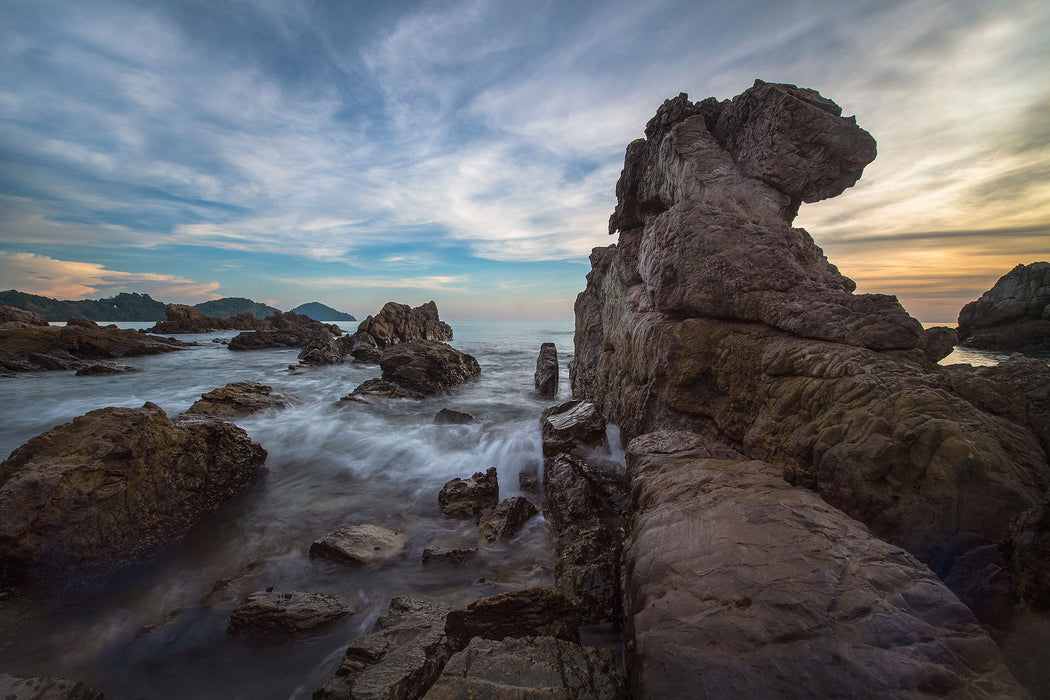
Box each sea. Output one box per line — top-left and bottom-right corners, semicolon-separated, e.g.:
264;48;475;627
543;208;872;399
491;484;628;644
0;320;1039;699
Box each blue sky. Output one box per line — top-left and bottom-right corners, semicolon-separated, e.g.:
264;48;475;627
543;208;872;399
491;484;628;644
1;0;1047;321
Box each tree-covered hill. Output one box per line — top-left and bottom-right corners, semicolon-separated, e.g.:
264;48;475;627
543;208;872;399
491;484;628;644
193;297;280;319
0;290;167;321
289;301;357;321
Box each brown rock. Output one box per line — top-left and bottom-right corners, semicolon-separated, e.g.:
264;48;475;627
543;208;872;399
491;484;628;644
534;342;558;398
444;588;580;649
74;363;138;376
623;430;1029;699
226;311;341;351
0;321;185;373
183;381;293;419
356;300;453;348
0;305;50;328
0;402;266;588
958;262;1050;351
227;590;353;637
477;497;538;542
438;468;498;517
539;400;608;458
340;378;424;404
309;524;406;568
0;672;106;700
422;546;477;566
379;340;481;395
433;408;475;425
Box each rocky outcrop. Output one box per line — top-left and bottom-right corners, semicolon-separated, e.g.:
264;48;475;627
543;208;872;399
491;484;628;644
0;672;106;700
0;402;266;587
624;431;1029;698
356;301;452;348
434;408;475;425
534;342;558;398
225;311;341;351
572;82;1050;594
340;378;424;403
147;304;268;334
0;319;185;372
958;262;1050;351
183;381;293;419
438;468;498;517
309;524;406;568
0;305;50;328
477;497;538;542
379;340;481;395
227;591;353;637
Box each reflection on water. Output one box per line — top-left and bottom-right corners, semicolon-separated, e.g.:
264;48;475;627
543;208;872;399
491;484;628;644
0;321;578;699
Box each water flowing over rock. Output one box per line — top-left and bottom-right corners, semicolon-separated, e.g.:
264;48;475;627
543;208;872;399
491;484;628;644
958;262;1050;351
379;340;481;395
534;342;558;398
0;672;106;700
227;591;353;638
356;301;453;348
0;402;266;588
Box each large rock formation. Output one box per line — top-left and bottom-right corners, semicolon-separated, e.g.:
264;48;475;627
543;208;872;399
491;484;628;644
0;402;266;587
958;262;1050;351
534;342;558;397
0;311;185;372
356;301;453;348
147;304;268;334
227;311;341;351
378;340;481;395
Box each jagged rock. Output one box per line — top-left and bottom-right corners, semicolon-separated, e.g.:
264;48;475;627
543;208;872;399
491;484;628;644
379;340;481;395
0;402;266;587
518;462;540;494
75;363;138;376
539;401;608;457
434;408;475;425
534;342;558;398
340;378;424;404
439;468;498;517
0;305;50;328
227;311;341;351
148;305;290;334
444;588;580;649
422;546;477;566
623;430;1029;698
309;524;406;568
423;636;625;700
296;332;345;366
0;320;185;373
227;590;353;637
183;381;292;419
477;497;538;542
958;262;1050;351
350;345;382;364
0;672;106;700
314;596;453;700
1011;497;1050;607
356;301;453;348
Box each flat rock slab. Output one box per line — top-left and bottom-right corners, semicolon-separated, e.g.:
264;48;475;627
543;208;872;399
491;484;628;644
445;588;580;649
423;636;626;700
0;672;105;700
310;524;406;568
228;590;353;637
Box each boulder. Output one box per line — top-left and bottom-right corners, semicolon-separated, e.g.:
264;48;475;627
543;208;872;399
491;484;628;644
149;304;238;333
422;546;478;566
296;332;345;366
433;408;475;425
438;468;498;517
534;342;558;398
0;321;185;373
1011;497;1050;607
379;340;481;395
314;596;453;700
183;381;293;419
340;378;424;404
958;262;1050;351
309;524;406;568
623;430;1028;698
0;402;266;587
444;588;580;649
477;497;538;542
356;301;453;348
227;590;353;637
0;305;50;328
75;363;138;376
423;636;625;700
0;672;106;700
539;401;608;458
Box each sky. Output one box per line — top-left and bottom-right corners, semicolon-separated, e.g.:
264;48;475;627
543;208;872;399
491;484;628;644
0;0;1047;322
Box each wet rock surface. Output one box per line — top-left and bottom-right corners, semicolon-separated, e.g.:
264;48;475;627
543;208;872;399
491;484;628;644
433;408;475;425
539;400;608;457
309;524;406;568
444;588;580;649
340;378;424;403
0;672;106;700
183;381;293;419
226;311;341;351
534;342;558;398
624;430;1029;699
356;300;453;348
477;497;538;542
958;262;1050;351
379;340;481;395
421;547;477;566
438;468;498;517
74;363;138;376
227;590;353;637
0;402;266;588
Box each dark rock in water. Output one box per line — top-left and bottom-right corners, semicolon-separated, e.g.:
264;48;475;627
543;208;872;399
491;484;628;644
314;596;453;700
0;316;185;373
518;461;540;494
296;332;345;366
534;342;558;398
477;497;538;542
958;262;1050;351
433;408;475;425
438;467;498;517
148;304;267;334
227;590;353;637
424;636;626;700
75;363;138;376
340;378;424;404
444;588;580;649
356;300;452;348
539;400;608;457
226;311;341;351
380;340;481;395
623;430;1028;699
309;524;406;568
0;672;106;699
183;381;292;419
0;402;266;588
0;305;50;328
422;546;477;566
1011;497;1050;608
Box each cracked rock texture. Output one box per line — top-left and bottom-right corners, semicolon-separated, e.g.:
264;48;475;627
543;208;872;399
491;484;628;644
356;301;453;348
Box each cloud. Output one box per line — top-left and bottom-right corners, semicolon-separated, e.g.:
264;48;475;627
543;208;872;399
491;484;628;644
0;252;220;302
272;274;470;293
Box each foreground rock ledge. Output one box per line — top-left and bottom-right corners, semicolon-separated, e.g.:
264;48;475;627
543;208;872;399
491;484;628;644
624;430;1028;698
0;402;267;587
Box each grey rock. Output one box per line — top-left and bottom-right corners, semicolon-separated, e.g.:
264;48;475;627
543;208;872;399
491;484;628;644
433;408;475;425
1011;497;1050;607
958;262;1050;351
539;401;608;458
0;305;50;328
309;524;406;568
534;342;558;398
228;590;353;637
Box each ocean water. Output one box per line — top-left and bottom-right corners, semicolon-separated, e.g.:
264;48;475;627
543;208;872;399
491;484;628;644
0;321;577;699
